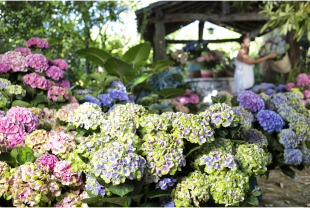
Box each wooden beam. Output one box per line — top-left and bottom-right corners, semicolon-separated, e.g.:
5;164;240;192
150;12;269;23
198;21;204;41
166;39;239;44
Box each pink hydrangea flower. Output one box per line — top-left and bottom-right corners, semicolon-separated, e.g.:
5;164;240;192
23;72;48;90
0;117;28;148
26;54;49;73
6;106;39;132
179;97;191;105
302;99;306;106
55;103;79;121
25;130;50;154
28;107;44;119
0;133;9;153
55;190;88;207
26;37;50;49
52;59;69;70
196;57;205;62
53;160;82;186
172;101;190;114
308;84;310;91
304;90;310;99
189;94;199;104
45;66;65;80
14;48;33;56
48;131;76;158
47;86;69;101
69;95;79;104
35;154;59;173
184;89;192;96
286;83;295;91
0;51;28;72
56;80;70;88
296;73;309;87
0;62;11;73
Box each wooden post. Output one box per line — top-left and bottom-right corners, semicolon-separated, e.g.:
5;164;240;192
198;21;204;41
286;30;300;69
154;21;167;61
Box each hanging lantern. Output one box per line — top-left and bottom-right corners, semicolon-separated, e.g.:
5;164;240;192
208;27;215;35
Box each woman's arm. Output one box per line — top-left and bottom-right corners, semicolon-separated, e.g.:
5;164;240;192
237;52;276;65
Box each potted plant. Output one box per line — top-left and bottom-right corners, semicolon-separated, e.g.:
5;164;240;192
197;50;223;78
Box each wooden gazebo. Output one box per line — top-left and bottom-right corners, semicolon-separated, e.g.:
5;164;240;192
135;1;271;61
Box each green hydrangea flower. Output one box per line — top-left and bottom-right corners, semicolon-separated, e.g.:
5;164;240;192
173;171;210;207
4;85;26;99
0;92;9;107
138;114;171;133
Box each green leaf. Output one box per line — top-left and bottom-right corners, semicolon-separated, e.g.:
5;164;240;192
11;100;30;108
154;88;186;99
231;140;246;144
148;189;170;199
104;58;136;82
103;76;120;88
89;73;102;83
76;48;111;65
76;129;86;137
86;190;97;198
108;180;134;197
34;95;48;104
16;151;35;165
77;153;90;164
246;195;259;205
231;96;239;107
81;196;101;205
0;152;16;163
37;104;45;110
129;73;153;88
122;43;151;69
99;197;129;207
281;166;297;179
10;147;23;159
57;96;66;102
132;194;144;205
46;38;62;47
186;146;202;157
219;95;227;103
252;189;262;197
148;60;174;74
34;153;42;159
211;96;219;104
139;202;161;207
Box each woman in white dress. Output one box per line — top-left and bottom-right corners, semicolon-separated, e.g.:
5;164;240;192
234;35;276;93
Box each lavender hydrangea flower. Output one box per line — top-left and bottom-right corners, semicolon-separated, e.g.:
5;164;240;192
107;89;129;102
264;89;276;95
83;95;101;107
160;196;175;207
277;104;298;123
284;149;302;165
199;151;237;174
232;106;254;130
276;84;287;92
209;103;239;128
0;78;11;89
76;89;92;95
237;91;265;112
259;93;276;111
300;147;310;166
271;93;290;109
110;81;127;93
97;93;115;107
86;174;106;196
278;129;299;148
256;110;285;132
240;129;268;148
155;177;177;190
261;83;276;89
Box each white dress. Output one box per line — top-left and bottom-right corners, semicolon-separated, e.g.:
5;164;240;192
234;58;254;93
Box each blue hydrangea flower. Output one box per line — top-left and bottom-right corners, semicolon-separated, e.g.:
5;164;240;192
107;89;129;102
284;149;302;165
209;103;239;128
0;78;11;89
97;93;115;107
240;129;268;148
86;174;106;196
271;93;290;109
199;151;237;174
277;104;298;123
110;81;127;93
264;89;276;95
300;147;310;166
256;110;285;132
76;89;93;95
237;91;265;112
155;177;177;190
261;83;276;89
278;129;299;148
276;84;286;92
232;107;254;130
160;196;175;207
83;95;101;106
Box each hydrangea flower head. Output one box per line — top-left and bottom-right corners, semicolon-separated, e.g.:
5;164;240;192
67;102;106;130
47;86;69;101
156;177;177;190
97;93;114;107
172;171;210;207
277;104;298;123
25;130;50;154
0;92;9;108
86;174;106;196
56;80;70;88
278;129;299;148
209;103;239;128
284;149;302;165
76;89;93;95
45;66;65;80
52;59;69;70
138;114;171;133
264;88;276;95
55;103;79;121
304;90;310;99
300;147;310;166
107;89;129;102
55;190;88;207
54;160;82;186
26;37;50;48
0;161;10;180
83;95;102;107
232;106;254;130
296;73;309;87
256;110;285;132
6;106;39;132
0;51;28;72
0;162;61;207
23;72;55;90
276;84;286;92
142;132;185;182
26;54;49;73
0;62;11;74
0;117;27;148
237;91;265;112
90;142;146;185
271;93;290;109
110;81;127;93
48;131;76;158
5;85;26;99
240;129;268;147
14;47;33;56
0;78;11;89
35;154;59;173
235;144;268;176
216;91;233;106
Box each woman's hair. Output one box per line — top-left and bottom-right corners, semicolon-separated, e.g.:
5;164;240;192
238;35;249;45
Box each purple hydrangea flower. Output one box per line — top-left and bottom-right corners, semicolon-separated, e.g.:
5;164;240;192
232;107;254;130
160;196;175;207
76;89;93;95
278;129;299;148
264;89;276;95
271;93;290;109
284;149;302;165
300;147;310;165
237;91;265;112
97;93;115;107
261;83;276;89
240;129;268;148
107;89;129;102
155;177;177;190
276;84;287;92
256;110;285;132
110;81;127;93
83;95;101;107
86;174;106;196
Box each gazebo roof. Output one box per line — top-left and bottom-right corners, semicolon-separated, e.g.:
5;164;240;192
135;1;270;42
